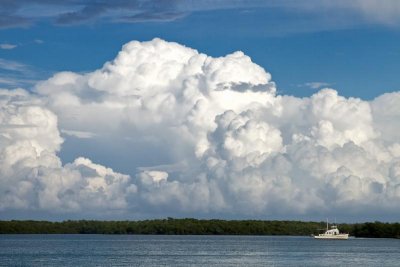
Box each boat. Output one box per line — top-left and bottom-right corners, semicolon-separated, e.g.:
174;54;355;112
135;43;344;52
313;220;349;240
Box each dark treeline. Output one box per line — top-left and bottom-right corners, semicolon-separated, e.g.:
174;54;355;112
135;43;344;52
0;219;399;238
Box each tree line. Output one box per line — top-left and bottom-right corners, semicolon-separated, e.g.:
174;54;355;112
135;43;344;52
0;219;399;238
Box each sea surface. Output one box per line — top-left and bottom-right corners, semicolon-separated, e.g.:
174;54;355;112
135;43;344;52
1;235;399;266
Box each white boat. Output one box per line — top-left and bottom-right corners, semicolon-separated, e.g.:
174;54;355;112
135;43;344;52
313;220;349;240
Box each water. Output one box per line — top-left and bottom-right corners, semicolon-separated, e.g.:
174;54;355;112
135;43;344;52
1;235;399;266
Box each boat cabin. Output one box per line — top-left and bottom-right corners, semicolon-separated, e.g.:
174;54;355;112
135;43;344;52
324;225;340;235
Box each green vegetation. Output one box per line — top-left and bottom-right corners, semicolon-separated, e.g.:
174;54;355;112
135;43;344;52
0;219;399;238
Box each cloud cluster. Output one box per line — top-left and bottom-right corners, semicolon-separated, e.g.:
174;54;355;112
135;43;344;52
0;89;135;215
1;39;400;220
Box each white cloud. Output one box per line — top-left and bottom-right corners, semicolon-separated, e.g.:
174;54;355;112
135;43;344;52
0;89;135;214
341;0;400;25
0;58;28;72
0;59;45;89
61;129;96;139
301;82;331;90
1;39;400;220
274;0;400;27
0;43;17;50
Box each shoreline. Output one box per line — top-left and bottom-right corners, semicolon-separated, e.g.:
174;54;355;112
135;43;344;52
1;219;399;239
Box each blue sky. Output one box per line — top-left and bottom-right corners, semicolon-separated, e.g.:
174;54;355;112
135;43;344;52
1;2;400;99
1;1;400;221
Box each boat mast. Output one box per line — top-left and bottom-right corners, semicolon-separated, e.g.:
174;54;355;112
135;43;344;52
326;218;328;231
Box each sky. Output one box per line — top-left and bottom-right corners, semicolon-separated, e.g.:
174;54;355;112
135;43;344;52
1;0;400;222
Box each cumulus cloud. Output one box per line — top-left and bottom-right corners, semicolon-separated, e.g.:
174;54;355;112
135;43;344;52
1;39;400;220
0;89;135;215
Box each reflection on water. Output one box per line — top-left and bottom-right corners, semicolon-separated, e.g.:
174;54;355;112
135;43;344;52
1;235;399;266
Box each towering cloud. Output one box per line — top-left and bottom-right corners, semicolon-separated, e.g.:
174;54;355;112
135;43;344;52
0;89;135;215
1;39;399;220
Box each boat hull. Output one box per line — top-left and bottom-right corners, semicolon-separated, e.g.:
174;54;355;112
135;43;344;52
314;234;349;240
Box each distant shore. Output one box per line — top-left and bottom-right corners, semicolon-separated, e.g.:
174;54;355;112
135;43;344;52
1;219;399;238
